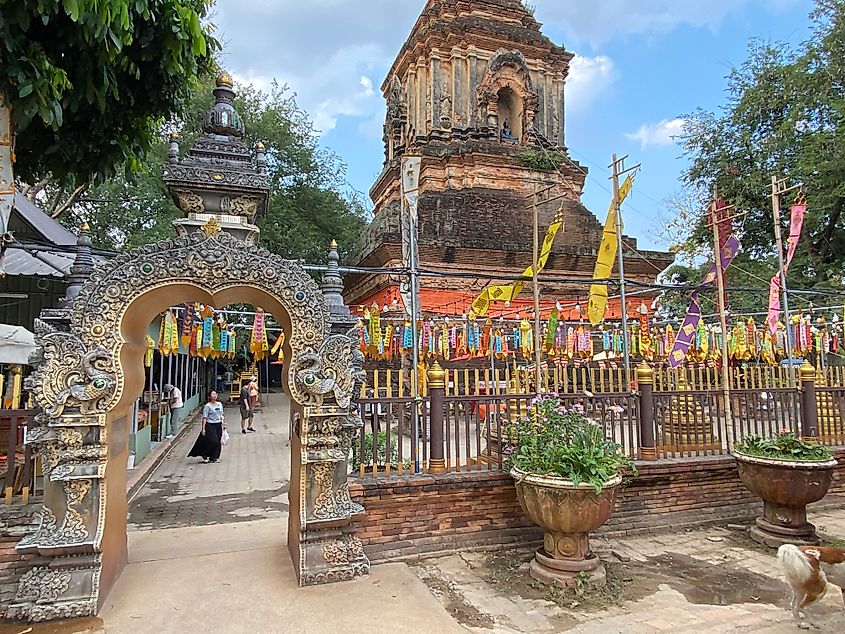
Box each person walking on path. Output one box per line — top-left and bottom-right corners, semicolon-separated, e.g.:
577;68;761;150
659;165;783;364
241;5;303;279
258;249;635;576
248;379;259;411
188;391;227;463
163;383;183;439
239;381;255;434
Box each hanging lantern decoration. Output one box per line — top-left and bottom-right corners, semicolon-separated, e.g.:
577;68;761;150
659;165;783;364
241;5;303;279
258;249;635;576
181;303;195;348
250;307;269;361
144;335;155;368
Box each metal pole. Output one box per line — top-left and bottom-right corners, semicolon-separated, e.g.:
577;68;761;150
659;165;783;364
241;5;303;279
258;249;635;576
532;185;542;394
490;335;497;428
611;154;632;380
408;201;421;473
710;193;734;436
771;175;796;378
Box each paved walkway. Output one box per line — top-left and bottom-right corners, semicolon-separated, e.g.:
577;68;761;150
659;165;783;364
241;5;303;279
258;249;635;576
127;394;291;530
100;519;463;634
103;393;464;633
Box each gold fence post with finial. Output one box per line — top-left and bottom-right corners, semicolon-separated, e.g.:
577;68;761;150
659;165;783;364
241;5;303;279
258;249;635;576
427;361;447;474
799;360;818;440
636;362;657;460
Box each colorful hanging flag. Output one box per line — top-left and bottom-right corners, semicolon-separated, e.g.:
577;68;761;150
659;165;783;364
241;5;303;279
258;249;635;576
669;235;741;367
144;335;155;368
713;197;733;311
587;172;636;326
469;210;565;317
767;203;807;333
181;303;195;348
250;308;269;361
399;155;422;318
271;332;286;363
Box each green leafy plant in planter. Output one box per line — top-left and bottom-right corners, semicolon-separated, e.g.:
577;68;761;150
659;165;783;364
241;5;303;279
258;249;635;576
505;397;637;492
504;396;637;588
732;430;837;548
733;431;832;461
351;431;399;468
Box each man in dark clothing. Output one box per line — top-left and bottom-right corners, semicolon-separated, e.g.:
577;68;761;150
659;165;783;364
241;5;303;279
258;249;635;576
239;383;255;434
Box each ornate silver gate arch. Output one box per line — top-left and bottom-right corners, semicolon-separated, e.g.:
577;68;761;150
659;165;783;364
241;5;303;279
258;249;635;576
7;226;369;621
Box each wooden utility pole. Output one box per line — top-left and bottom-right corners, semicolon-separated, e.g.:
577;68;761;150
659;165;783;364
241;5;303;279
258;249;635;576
609;154;640;383
770;175;803;381
532;183;542;393
710;188;735;436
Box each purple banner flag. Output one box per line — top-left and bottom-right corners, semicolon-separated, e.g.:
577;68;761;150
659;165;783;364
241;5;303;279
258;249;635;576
669;292;702;367
669;235;741;368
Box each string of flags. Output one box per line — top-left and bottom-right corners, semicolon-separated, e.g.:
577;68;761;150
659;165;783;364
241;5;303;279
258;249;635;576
144;304;282;365
356;304;840;365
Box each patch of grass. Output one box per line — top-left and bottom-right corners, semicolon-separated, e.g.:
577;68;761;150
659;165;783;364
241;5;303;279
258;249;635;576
542;565;629;611
517;150;564;171
818;531;845;548
486;548;632;611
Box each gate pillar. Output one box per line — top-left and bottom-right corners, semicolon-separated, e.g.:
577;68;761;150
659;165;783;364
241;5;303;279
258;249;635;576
288;331;370;585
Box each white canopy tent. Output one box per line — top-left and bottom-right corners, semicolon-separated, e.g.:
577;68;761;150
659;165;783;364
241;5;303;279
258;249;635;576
0;324;36;365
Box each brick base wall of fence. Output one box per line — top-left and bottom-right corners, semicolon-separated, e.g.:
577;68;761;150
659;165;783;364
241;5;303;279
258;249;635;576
349;451;845;563
0;501;46;614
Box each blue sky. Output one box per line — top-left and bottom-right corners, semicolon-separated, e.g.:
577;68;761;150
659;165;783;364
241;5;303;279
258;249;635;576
213;0;815;252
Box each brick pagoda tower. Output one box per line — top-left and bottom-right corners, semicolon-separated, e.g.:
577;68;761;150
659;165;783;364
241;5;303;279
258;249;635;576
344;0;673;319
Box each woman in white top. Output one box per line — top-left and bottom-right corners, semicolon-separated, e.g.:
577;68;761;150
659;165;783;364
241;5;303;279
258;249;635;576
188;391;227;463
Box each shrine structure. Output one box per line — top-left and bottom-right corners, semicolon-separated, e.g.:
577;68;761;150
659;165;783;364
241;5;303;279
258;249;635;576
344;0;674;319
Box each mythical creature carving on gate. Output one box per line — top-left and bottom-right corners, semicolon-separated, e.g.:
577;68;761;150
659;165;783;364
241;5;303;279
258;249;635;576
293;326;365;408
25;319;117;418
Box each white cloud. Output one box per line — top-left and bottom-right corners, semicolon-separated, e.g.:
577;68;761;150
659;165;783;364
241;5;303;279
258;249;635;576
625;118;686;149
211;0;802;142
532;0;800;46
214;0;419;137
565;54;618;111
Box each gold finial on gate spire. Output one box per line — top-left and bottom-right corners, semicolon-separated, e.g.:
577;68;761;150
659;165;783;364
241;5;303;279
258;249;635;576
201;216;222;238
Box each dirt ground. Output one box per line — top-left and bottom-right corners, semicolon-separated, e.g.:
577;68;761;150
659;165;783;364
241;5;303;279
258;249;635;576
412;509;845;634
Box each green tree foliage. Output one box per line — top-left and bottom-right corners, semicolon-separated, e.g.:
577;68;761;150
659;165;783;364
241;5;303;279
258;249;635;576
0;0;218;186
671;0;845;315
57;77;369;261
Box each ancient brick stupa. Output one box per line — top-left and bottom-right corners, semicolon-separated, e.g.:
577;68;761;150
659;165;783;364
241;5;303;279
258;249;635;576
344;0;674;320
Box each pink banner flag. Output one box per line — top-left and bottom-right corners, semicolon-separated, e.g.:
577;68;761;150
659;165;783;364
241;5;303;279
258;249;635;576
785;204;806;269
767;204;806;333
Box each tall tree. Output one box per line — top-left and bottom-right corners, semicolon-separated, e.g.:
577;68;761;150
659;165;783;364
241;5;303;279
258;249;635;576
673;0;845;314
57;78;369;261
1;0;218;193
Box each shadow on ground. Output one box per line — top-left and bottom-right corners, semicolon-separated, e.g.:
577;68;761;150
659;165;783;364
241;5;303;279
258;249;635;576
128;477;289;530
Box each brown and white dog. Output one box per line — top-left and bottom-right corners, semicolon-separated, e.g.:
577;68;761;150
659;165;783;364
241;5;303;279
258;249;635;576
777;543;845;629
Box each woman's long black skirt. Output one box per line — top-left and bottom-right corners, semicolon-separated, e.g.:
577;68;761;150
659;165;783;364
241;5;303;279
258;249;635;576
187;422;223;461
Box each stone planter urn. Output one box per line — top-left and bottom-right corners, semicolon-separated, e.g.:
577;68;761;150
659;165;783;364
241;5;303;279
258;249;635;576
511;467;622;588
732;452;838;548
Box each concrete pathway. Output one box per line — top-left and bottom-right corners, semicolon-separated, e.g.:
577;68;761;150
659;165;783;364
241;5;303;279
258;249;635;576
107;393;464;633
127;395;291;530
414;505;845;634
101;519;464;634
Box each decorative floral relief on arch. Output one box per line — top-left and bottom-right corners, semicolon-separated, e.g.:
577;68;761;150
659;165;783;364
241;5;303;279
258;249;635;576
68;229;330;407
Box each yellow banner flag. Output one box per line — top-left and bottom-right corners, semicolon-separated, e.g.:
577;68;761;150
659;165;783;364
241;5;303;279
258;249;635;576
470;211;565;317
586;173;636;326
